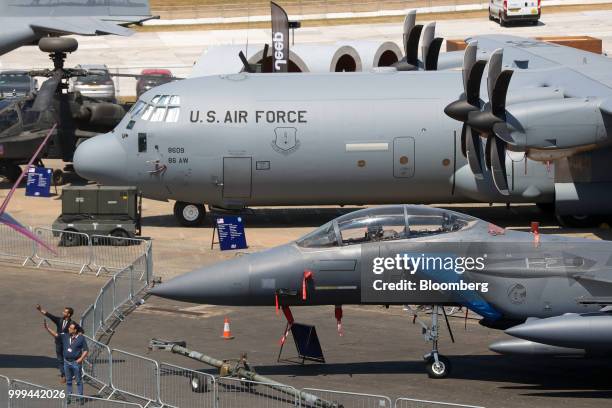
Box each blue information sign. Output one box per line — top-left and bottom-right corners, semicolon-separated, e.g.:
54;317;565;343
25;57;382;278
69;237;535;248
216;215;247;251
25;167;52;198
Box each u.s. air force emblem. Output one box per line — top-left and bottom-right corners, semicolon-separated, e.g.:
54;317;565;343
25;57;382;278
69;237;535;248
272;127;300;155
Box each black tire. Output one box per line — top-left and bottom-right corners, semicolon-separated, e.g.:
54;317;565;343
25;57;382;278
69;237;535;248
38;37;78;53
556;214;602;228
426;355;451;379
52;169;65;186
2;164;22;183
190;374;209;393
110;229;130;246
59;229;79;247
173;202;206;227
489;8;494;20
500;16;507;27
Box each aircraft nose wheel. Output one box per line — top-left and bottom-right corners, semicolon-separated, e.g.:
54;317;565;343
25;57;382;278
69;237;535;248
425;355;451;379
174;201;206;227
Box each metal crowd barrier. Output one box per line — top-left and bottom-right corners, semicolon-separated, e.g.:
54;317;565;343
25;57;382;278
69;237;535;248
83;336;113;395
217;377;299;408
301;388;392;408
158;363;216;408
110;349;160;407
0;225;150;275
81;253;149;338
33;227;92;273
0;224;36;266
0;375;9;408
66;394;144;408
91;235;150;275
395;398;485;408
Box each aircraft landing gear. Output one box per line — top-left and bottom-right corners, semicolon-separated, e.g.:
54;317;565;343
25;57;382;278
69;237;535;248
174;201;206;227
1;163;22;183
408;305;454;379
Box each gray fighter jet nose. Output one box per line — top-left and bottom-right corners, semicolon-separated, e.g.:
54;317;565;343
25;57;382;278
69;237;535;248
150;244;305;306
73;132;127;184
150;256;252;305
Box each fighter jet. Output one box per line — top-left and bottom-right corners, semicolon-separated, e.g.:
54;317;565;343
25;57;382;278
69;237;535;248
150;204;612;378
73;35;612;228
0;0;154;56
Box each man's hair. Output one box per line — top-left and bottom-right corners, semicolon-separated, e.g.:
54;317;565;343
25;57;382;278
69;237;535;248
64;307;74;317
69;322;79;331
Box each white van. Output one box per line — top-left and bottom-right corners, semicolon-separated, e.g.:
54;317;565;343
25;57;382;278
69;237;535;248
489;0;540;26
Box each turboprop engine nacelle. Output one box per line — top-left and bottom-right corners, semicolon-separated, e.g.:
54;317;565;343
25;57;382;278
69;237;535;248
501;98;610;161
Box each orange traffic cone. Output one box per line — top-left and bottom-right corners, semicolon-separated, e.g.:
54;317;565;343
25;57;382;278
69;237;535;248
221;317;234;340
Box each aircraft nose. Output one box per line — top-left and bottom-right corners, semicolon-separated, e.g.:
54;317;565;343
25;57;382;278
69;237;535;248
73;132;127;184
150;244;304;305
150;257;252;305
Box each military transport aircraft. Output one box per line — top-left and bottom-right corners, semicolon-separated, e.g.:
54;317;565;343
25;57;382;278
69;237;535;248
0;0;153;56
150;205;612;378
73;35;612;227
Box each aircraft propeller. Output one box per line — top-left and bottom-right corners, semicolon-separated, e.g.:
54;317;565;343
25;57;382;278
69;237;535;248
393;11;443;71
445;46;515;195
443;42;486;179
239;43;269;73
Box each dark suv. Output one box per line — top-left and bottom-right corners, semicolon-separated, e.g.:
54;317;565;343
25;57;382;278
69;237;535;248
136;69;173;97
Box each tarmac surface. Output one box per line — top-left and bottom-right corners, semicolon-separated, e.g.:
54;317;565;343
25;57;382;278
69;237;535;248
2;174;612;407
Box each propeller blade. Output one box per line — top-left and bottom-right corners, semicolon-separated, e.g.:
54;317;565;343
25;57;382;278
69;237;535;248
491;70;514;117
487;48;504;103
425;37;443;71
461;124;468;157
239;51;254;73
462;41;478;92
262;43;269;61
466;59;486;106
466;126;485;179
405;24;423;66
402;10;417;50
32;71;62;111
484;135;493;170
490;137;510;195
421;22;435;66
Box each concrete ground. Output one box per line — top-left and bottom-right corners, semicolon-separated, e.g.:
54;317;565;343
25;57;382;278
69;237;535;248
0;8;611;95
2;174;612;407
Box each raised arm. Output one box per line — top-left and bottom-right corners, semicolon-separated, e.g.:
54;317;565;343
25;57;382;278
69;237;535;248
36;304;60;325
43;320;58;338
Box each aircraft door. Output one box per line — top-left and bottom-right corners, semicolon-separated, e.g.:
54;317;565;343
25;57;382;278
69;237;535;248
393;137;415;178
222;157;252;199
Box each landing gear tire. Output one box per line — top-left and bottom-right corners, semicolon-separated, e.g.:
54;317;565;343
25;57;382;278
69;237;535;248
174;201;206;227
426;355;451;379
536;202;555;214
500;14;507;26
189;374;210;393
556;214;601;228
52;169;65;186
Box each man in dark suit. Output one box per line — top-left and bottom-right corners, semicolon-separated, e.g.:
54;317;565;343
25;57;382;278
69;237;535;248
36;304;74;383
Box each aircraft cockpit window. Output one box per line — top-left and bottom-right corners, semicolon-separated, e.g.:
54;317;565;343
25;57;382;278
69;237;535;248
407;213;470;237
150;107;167;122
166;107;180;122
151;95;161;104
130;100;146;118
0;108;18;132
159;95;171;105
169;95;180;105
141;104;154;121
338;214;407;245
296;222;339;248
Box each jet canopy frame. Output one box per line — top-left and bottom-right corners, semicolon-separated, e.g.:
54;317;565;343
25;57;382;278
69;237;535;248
296;205;476;248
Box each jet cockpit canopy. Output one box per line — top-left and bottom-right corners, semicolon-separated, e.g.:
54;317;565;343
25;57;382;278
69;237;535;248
296;205;477;248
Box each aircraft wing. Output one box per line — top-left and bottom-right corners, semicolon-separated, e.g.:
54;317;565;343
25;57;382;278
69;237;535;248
0;0;153;55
